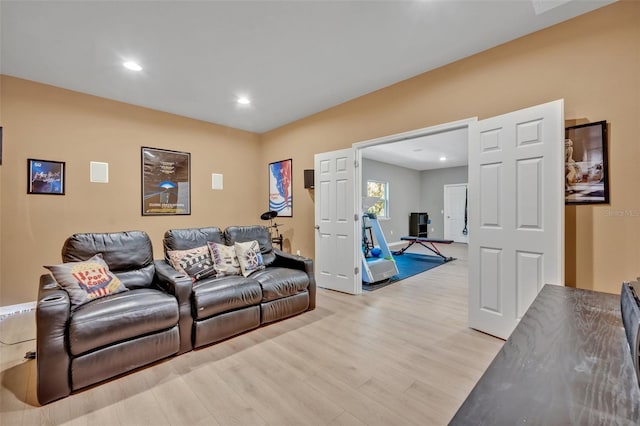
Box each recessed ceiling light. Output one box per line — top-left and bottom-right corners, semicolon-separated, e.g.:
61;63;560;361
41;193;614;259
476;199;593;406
439;156;447;161
237;96;251;105
123;61;142;71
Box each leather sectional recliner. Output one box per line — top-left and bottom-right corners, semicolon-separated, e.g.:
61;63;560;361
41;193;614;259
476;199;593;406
36;226;316;405
162;225;316;350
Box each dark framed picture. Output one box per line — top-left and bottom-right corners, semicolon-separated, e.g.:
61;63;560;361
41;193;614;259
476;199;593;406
28;159;65;195
269;158;292;217
565;120;609;205
141;147;191;215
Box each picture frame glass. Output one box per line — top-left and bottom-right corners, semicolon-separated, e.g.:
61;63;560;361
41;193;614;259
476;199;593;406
269;159;292;217
28;159;65;195
565;121;608;205
141;147;191;215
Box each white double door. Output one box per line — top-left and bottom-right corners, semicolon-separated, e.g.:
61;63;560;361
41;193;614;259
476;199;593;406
315;100;564;339
468;99;564;339
313;148;360;294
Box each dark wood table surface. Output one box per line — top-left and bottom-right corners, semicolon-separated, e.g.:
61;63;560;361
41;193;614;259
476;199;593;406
450;284;640;425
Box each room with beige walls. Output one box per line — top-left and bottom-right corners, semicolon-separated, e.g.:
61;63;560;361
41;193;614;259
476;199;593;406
0;2;638;308
0;76;263;306
260;1;639;294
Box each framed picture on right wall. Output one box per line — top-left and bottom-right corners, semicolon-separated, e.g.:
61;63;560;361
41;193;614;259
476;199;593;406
565;120;609;205
268;158;292;217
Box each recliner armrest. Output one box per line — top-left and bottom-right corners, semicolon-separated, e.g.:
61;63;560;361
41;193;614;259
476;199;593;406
271;249;311;271
154;260;192;303
36;274;72;405
271;249;316;310
154;260;195;353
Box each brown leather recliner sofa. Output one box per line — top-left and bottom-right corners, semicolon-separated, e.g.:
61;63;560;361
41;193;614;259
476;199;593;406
162;225;316;350
36;226;316;405
36;231;189;405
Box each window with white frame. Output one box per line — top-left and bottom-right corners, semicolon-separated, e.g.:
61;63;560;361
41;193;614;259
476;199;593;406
366;180;389;218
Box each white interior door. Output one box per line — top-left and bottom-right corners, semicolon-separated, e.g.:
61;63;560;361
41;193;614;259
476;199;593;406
444;183;469;243
314;148;360;294
468;99;564;339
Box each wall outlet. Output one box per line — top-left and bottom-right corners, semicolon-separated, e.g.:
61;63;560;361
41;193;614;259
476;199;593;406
390;230;394;235
431;227;435;232
296;250;301;256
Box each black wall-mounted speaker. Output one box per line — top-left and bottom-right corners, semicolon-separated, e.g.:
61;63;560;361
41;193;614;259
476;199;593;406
304;169;314;189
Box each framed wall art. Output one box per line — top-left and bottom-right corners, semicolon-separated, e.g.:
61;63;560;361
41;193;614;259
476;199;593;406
269;158;292;217
565;120;609;205
27;158;65;195
141;147;191;215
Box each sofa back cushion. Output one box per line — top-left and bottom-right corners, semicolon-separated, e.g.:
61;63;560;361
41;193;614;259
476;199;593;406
163;227;224;262
61;231;155;290
224;225;275;266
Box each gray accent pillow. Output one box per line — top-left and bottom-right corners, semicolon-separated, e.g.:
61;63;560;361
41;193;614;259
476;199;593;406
207;242;241;276
167;245;209;276
235;240;266;277
179;251;217;282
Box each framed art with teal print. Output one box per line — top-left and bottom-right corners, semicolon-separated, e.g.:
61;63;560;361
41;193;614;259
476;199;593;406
269;158;292;217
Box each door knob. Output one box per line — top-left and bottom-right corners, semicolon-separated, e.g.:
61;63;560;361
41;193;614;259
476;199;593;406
314;225;320;230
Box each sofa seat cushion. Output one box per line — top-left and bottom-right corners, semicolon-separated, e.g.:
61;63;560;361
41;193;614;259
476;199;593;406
68;288;179;356
192;276;262;320
250;267;309;302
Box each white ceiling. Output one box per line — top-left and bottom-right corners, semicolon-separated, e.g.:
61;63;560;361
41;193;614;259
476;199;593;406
362;127;469;171
1;1;614;169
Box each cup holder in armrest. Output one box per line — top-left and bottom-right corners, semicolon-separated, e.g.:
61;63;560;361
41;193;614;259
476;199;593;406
42;295;65;302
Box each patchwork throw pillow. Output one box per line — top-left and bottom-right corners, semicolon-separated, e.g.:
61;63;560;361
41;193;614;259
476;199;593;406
235;240;266;277
44;253;128;309
167;245;210;276
207;242;241;276
179;250;217;282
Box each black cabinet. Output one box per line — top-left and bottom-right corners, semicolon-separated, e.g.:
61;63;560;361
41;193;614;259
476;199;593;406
409;212;429;237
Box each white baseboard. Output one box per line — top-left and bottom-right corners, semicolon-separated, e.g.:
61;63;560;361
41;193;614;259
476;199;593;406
0;301;36;318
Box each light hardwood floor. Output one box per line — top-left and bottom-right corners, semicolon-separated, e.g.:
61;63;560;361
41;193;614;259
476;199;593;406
0;244;503;425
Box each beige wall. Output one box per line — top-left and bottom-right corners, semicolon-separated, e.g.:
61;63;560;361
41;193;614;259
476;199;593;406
1;1;638;306
261;1;640;294
0;76;263;306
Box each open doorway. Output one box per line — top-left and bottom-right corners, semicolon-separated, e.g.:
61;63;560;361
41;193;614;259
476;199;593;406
359;124;469;245
355;118;474;290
